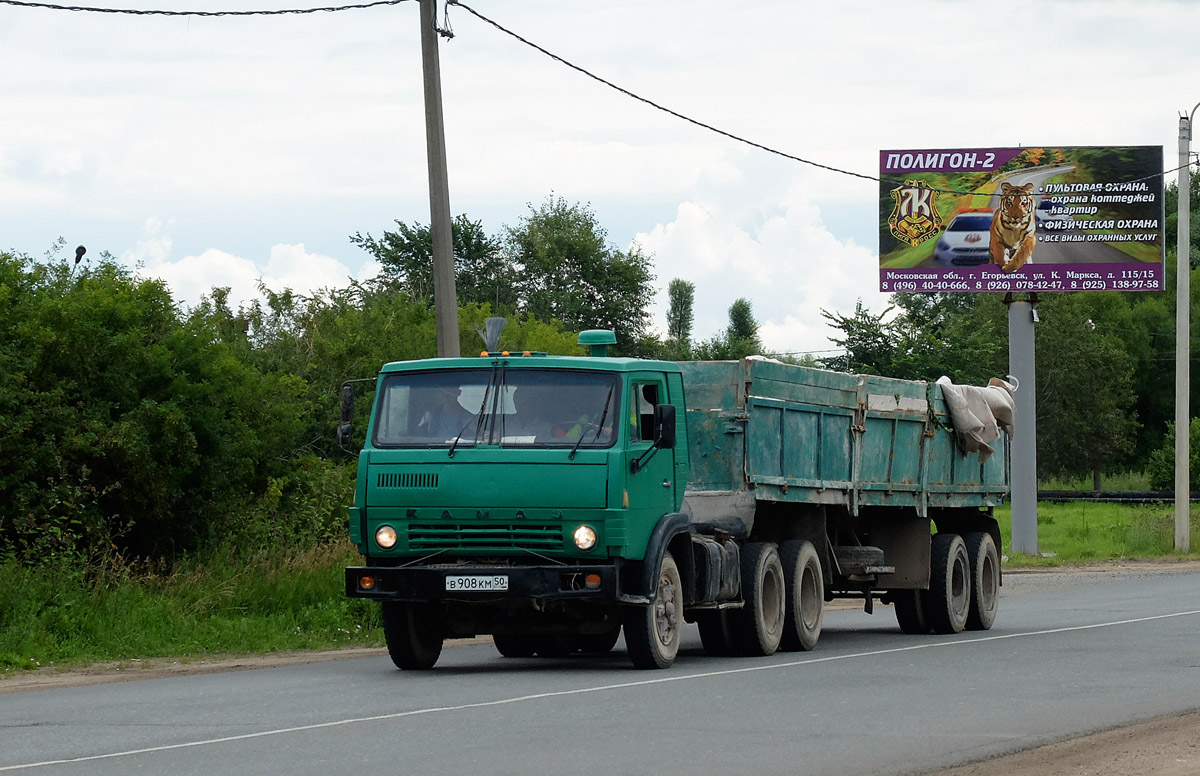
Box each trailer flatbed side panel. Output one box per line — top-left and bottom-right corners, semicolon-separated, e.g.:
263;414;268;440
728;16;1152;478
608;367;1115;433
678;360;1009;515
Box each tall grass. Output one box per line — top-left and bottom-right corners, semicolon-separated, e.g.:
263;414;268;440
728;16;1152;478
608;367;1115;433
0;541;381;673
996;501;1200;566
1037;471;1152;491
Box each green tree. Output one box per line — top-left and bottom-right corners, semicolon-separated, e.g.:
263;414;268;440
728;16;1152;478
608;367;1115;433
822;295;1006;383
1034;295;1141;488
350;214;517;309
665;278;695;359
0;253;309;561
505;196;655;354
693;297;765;359
1146;419;1200;490
1164;178;1200;269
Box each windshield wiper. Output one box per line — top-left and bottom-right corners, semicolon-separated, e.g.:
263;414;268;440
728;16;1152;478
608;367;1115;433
449;365;499;458
569;382;615;460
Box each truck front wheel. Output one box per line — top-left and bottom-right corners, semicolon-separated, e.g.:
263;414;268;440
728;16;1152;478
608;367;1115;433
927;533;970;634
623;551;683;669
381;602;444;670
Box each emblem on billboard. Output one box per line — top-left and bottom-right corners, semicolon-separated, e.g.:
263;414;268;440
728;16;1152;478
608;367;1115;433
888;180;942;247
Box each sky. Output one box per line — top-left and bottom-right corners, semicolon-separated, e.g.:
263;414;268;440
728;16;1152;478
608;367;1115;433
2;0;1198;357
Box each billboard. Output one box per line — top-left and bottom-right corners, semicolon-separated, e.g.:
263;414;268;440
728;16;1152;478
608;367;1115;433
878;146;1163;293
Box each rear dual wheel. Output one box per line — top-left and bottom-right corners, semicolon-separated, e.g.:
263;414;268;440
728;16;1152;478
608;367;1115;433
965;532;999;631
928;533;971;634
734;542;786;657
780;540;823;652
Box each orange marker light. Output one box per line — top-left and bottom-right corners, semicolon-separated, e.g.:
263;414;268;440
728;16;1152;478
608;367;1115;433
585;573;602;589
359;575;376;591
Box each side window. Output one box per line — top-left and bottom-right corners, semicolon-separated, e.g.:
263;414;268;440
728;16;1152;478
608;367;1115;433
630;382;662;443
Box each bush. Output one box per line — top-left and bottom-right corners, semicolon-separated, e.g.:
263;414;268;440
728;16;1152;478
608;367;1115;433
1146;419;1200;490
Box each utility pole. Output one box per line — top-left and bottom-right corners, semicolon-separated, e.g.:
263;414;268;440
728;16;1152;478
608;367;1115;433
1176;108;1196;552
1005;292;1038;556
420;0;460;357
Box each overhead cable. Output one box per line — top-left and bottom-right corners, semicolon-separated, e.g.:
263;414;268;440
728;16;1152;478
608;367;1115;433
0;0;408;15
448;0;1191;193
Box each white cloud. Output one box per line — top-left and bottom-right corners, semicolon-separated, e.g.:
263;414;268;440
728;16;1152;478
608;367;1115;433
637;178;880;355
128;219;377;310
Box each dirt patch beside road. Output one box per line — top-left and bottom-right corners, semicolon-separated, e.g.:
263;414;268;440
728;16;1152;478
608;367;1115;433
931;710;1200;776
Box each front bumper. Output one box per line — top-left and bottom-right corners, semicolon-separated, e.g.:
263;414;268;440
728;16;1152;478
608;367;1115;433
345;563;619;602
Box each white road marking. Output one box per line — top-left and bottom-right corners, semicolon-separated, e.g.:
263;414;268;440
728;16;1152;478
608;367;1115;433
5;609;1200;772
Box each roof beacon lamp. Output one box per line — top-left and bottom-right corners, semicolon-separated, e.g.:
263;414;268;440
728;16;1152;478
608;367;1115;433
578;330;617;357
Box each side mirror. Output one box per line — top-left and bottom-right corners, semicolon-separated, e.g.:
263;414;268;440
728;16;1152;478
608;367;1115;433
340;383;355;423
337;382;355;447
653;403;676;449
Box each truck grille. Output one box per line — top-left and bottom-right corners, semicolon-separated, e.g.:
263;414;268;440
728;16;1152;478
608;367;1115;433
408;523;562;551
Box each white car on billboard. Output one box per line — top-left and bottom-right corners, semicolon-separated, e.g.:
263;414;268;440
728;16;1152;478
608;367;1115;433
1035;197;1073;225
932;210;993;266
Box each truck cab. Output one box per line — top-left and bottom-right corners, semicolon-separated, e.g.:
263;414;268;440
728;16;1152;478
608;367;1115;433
346;331;690;669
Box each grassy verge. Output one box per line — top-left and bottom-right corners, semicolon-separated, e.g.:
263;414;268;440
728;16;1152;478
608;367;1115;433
5;502;1199;675
996;501;1200;567
0;542;383;675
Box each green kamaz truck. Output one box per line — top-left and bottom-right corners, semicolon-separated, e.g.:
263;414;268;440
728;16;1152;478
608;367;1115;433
344;330;1010;670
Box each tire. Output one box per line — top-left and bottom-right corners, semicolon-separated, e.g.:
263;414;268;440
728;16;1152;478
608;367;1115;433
927;533;971;635
492;633;537;658
892;589;931;634
622;551;684;669
574;623;621;654
696;610;740;657
965;532;1000;631
779;540;823;652
733;542;786;657
532;635;575;658
381;602;444;670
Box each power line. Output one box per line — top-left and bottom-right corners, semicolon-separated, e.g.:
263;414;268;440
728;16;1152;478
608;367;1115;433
4;0;1196;193
448;0;1194;194
0;0;408;15
448;0;881;186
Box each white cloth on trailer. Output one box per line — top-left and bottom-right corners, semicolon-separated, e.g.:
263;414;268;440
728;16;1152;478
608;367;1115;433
935;376;1017;463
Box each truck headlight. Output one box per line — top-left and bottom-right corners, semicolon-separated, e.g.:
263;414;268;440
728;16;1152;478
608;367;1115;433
573;525;597;551
375;525;398;549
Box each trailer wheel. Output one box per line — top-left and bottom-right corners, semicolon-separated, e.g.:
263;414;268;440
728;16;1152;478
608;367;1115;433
892;589;931;634
492;633;537;658
964;532;999;631
780;540;823;652
696;610;739;656
532;635;575;658
623;551;683;669
927;533;970;634
734;542;786;656
381;602;444;670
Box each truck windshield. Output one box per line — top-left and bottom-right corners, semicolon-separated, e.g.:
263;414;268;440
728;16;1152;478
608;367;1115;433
372;368;620;449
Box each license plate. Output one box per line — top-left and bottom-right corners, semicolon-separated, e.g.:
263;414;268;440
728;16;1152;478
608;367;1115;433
445;575;509;592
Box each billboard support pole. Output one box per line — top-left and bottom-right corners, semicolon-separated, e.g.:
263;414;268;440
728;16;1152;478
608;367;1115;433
1176;109;1195;552
1005;293;1039;556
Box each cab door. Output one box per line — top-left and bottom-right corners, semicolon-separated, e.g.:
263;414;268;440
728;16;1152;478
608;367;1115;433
625;375;677;552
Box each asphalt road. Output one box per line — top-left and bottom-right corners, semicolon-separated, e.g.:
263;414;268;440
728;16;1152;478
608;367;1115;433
3;567;1200;776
